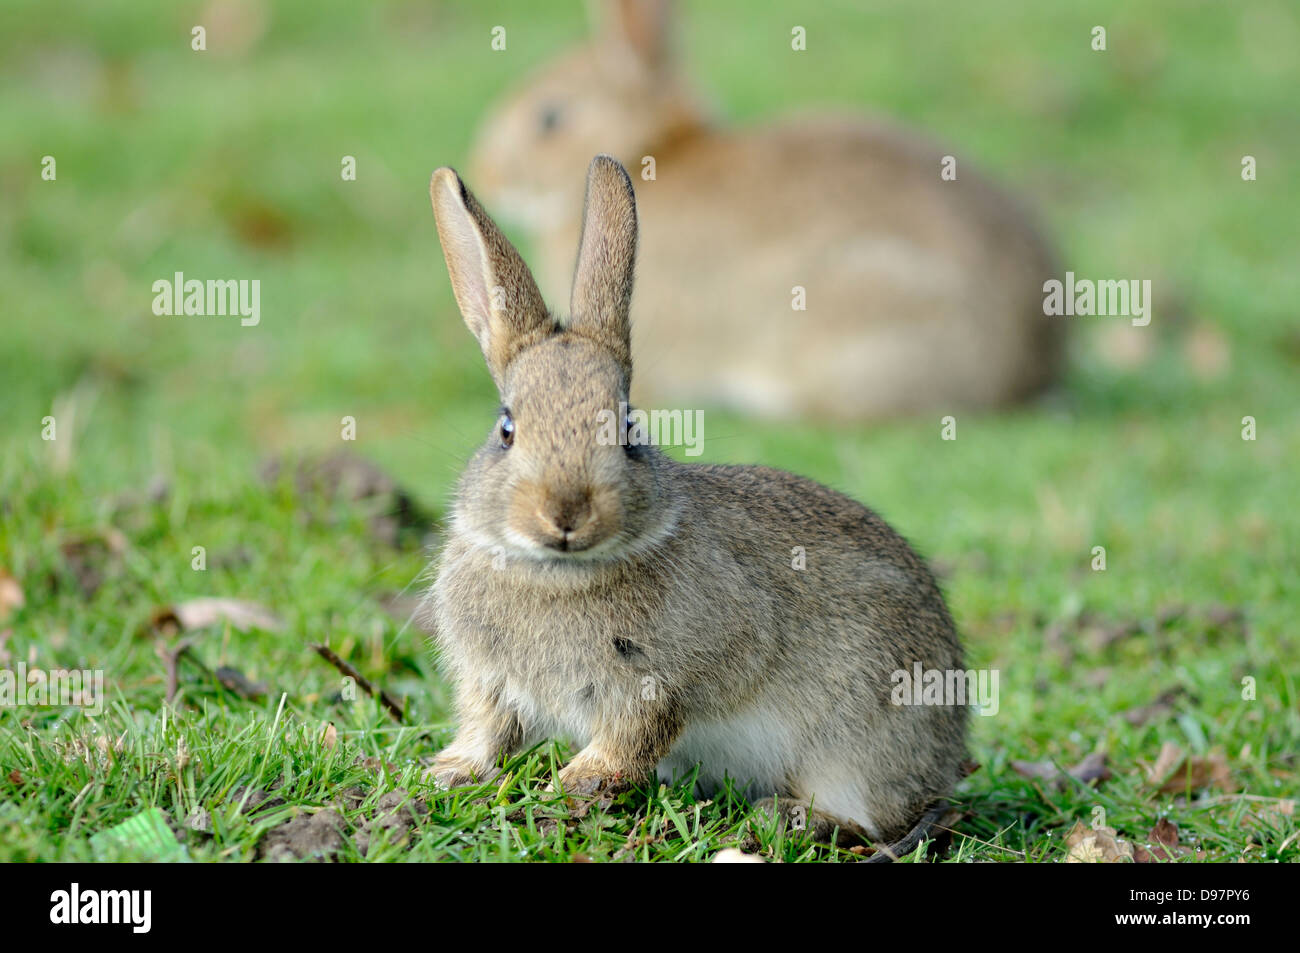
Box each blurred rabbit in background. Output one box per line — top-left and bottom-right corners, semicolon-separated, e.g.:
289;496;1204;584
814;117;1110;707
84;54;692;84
469;0;1063;420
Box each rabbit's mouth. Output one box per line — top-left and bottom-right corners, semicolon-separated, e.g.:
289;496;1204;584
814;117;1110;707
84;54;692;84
501;525;627;564
518;517;620;560
493;496;683;568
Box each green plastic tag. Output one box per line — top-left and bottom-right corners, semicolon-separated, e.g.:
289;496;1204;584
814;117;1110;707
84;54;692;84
90;808;189;862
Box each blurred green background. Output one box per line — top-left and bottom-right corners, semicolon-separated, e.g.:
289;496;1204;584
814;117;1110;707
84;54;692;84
0;0;1296;860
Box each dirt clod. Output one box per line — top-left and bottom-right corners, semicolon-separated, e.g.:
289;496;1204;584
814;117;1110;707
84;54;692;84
259;808;348;862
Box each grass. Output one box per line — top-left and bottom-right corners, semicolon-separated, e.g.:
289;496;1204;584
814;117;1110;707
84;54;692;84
0;0;1297;862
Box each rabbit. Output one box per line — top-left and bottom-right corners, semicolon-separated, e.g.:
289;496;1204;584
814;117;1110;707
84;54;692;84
420;153;969;858
468;0;1063;420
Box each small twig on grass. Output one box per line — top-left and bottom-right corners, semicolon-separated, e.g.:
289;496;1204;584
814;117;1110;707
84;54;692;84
310;643;405;723
155;637;200;705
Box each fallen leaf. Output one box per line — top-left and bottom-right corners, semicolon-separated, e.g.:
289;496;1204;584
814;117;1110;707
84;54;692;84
1147;742;1233;794
1134;817;1196;862
1122;688;1185;726
59;529;127;599
1151;817;1179;848
214;665;268;699
1011;760;1058;781
1069;752;1112;785
151;597;283;635
1011;752;1111;790
1064;821;1134;863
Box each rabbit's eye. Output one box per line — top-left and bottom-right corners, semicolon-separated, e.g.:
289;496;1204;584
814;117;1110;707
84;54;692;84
497;412;515;449
538;105;562;135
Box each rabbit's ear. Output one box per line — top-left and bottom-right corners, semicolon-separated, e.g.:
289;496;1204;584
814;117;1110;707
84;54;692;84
569;155;636;380
430;167;552;386
598;0;674;72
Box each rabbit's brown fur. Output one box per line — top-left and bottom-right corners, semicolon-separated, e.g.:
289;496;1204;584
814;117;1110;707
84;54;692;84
422;155;968;848
469;0;1062;419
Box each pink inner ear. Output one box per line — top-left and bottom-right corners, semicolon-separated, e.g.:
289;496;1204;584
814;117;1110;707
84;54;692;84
433;178;494;348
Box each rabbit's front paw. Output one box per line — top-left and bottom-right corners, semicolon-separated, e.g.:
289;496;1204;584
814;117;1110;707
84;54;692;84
554;758;636;798
425;752;498;790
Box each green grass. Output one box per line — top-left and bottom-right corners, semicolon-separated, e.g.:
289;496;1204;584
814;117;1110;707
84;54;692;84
1;0;1297;862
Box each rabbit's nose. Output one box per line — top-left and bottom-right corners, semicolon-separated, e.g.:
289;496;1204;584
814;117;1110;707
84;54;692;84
539;493;594;541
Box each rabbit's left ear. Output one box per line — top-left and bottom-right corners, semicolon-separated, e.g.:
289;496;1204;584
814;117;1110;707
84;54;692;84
430;167;553;389
569;155;637;381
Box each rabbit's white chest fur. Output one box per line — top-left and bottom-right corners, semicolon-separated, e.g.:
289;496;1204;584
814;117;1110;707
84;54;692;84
655;707;796;798
504;672;796;800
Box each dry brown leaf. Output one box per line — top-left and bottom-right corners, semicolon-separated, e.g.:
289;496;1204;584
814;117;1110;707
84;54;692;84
1147;742;1233;794
320;722;338;749
1151;817;1179;848
1010;759;1058;781
1069;752;1112;785
1121;688;1185;726
1011;752;1111;789
151;597;283;635
59;529;128;599
214;665;268;699
1134;817;1199;862
1064;821;1134;863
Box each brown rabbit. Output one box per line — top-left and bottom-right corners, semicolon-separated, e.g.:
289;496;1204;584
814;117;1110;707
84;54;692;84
469;0;1062;419
421;155;969;859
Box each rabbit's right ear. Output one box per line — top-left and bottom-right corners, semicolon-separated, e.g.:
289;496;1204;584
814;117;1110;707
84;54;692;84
430;168;553;387
569;155;637;382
